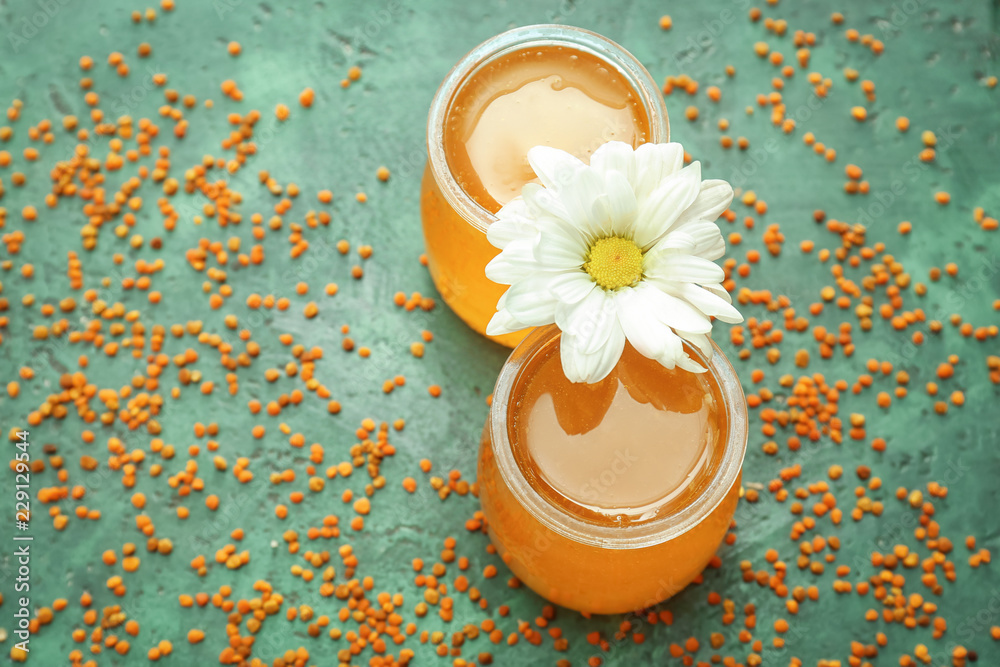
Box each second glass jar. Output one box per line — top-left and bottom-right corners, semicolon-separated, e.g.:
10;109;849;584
477;325;748;614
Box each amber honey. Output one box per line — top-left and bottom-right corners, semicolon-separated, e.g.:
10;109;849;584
421;26;669;347
444;45;651;212
478;325;747;614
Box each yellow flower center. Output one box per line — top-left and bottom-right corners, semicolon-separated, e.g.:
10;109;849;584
584;236;643;290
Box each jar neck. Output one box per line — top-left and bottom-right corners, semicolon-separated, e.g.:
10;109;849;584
427;24;669;233
489;324;748;549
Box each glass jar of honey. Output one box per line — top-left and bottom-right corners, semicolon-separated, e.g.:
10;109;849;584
421;25;669;346
478;325;747;614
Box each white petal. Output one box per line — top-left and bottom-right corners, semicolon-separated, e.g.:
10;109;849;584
633;142;684;201
559;171;608;238
526;146;587;192
524;170;605;240
703;283;734;304
499;276;560;327
644;222;725;261
599;169;638;237
615;286;678;362
497;196;530;220
675;352;709;373
653;294;713;334
489;199;539;248
646;253;725;285
678;221;727;260
627;282;712;334
486;308;529;336
521;182;569;221
700;237;726;262
673;179;734;228
670;330;711;372
617;289;702;372
589;141;636;182
547;271;596;305
560;318;625;383
673;282;744;323
676;330;714;359
644;229;697;254
534;217;589;269
484;238;543;285
632;162;703;249
554;288;616;355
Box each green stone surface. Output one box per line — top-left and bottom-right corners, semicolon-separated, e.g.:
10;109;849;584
0;0;998;665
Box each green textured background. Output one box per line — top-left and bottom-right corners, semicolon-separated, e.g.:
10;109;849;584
1;0;999;665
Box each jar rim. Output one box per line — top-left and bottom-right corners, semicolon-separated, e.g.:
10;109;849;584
426;24;670;233
488;324;748;549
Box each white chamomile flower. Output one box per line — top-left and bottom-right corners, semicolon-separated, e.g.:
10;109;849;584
485;141;743;383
